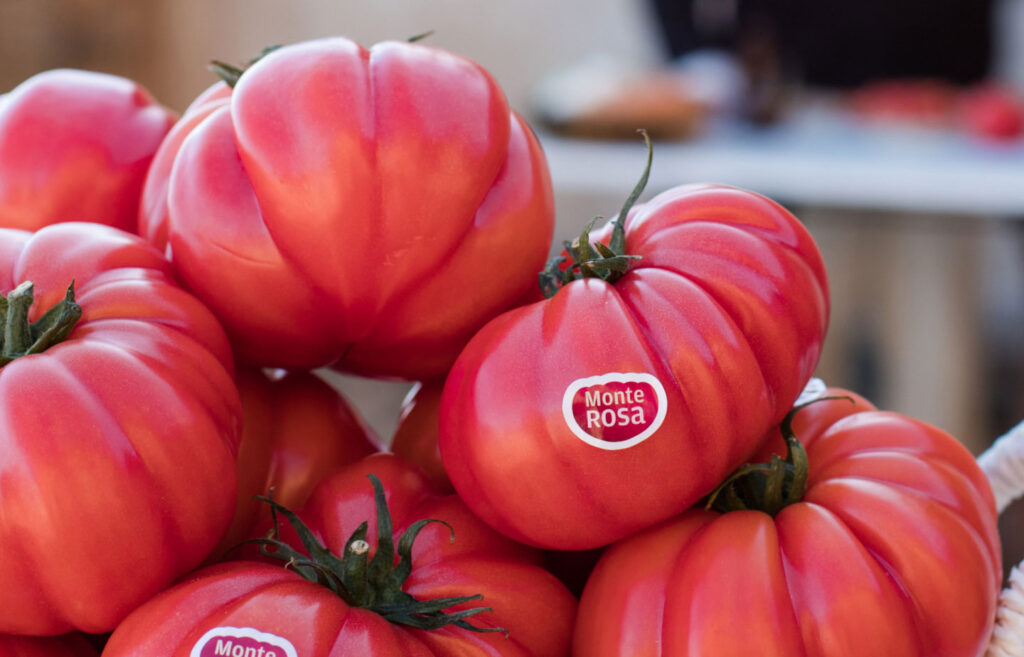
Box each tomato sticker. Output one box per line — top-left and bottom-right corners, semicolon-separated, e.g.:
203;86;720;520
190;627;298;657
562;372;667;450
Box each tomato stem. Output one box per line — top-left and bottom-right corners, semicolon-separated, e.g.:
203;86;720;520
253;476;507;635
537;129;651;298
0;281;81;366
704;396;853;516
407;30;435;43
209;45;282;88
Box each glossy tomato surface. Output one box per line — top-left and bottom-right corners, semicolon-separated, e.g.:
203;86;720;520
0;69;176;232
440;183;830;549
218;367;382;552
958;84;1024;141
139;37;553;378
0;223;241;635
103;453;577;657
574;391;1001;657
138;82;230;251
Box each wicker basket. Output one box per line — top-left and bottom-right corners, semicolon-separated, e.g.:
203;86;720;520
979;419;1024;657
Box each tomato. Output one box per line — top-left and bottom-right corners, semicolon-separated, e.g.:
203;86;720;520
391;382;452;493
573;389;1001;657
388;285;553;493
103;453;577;656
0;634;98;657
847;79;957;126
439;145;830;550
958;84;1024;141
218;367;383;553
0;223;242;635
138;82;230;251
138;37;554;378
0;69;176;232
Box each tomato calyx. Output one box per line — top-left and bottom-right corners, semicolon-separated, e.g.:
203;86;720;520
704;396;853;516
407;30;435;43
0;281;81;366
209;45;282;88
538;130;651;298
253;474;507;635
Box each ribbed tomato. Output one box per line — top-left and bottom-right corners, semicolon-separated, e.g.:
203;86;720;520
574;389;1001;657
0;69;175;232
391;381;451;493
0;223;241;635
103;453;577;656
440;146;830;549
138;82;230;251
138;37;553;378
218;367;382;552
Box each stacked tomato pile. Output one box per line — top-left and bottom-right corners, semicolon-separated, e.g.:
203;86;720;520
0;36;1002;657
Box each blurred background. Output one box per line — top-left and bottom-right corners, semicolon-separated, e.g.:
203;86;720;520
3;0;1023;556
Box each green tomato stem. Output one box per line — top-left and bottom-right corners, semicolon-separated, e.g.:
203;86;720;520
704;395;853;516
537;129;651;298
209;44;283;88
0;281;81;365
252;476;507;635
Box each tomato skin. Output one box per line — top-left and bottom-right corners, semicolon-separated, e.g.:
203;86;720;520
958;84;1024;141
391;382;452;493
440;184;829;550
573;392;1000;657
218;367;383;553
0;69;176;232
0;634;98;657
103;453;577;657
0;223;241;635
137;82;230;251
140;37;553;377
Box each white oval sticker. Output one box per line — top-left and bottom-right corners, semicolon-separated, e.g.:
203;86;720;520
190;627;298;657
562;372;668;450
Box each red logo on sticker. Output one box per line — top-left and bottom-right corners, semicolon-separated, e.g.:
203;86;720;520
191;627;297;657
562;373;667;450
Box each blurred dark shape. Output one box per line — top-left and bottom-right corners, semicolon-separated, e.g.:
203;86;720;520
650;0;785;122
649;0;994;88
529;54;716;140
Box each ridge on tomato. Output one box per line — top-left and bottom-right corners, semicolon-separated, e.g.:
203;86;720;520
573;386;1001;657
439;135;830;550
139;36;554;378
138;82;231;251
0;223;242;636
217;367;383;554
103;453;577;657
0;69;176;232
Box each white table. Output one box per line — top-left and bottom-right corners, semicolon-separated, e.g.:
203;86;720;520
536;105;1024;217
